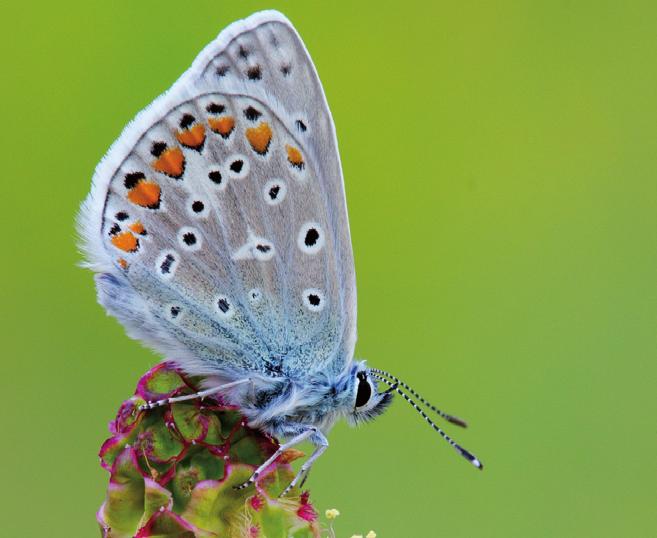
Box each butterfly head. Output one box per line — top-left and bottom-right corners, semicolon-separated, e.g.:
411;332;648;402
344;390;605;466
346;363;394;425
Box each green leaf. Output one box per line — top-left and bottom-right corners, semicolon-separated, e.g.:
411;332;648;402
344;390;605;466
259;503;292;538
219;410;243;439
140;478;172;527
190;450;225;481
101;448;145;535
201;413;223;445
229;435;266;466
260;464;296;499
136;509;202;537
136;417;185;463
180;465;253;535
171;403;204;442
170;448;225;512
139;364;187;400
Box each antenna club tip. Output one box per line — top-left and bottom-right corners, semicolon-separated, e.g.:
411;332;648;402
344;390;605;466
458;447;484;470
447;417;468;428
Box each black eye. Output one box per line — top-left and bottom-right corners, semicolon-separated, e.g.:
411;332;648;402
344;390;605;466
355;372;372;408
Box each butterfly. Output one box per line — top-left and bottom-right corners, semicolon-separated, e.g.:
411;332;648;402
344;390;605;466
79;10;482;496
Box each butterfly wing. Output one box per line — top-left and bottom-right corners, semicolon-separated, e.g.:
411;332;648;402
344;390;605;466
79;11;356;379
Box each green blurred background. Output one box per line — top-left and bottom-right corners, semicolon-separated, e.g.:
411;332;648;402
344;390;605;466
2;1;656;536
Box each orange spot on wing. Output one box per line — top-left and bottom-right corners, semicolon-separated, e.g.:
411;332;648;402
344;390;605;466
245;122;273;155
152;147;185;178
118;258;128;269
127;180;161;209
286;144;304;169
176;124;206;150
128;221;146;235
208;116;235;138
111;231;139;253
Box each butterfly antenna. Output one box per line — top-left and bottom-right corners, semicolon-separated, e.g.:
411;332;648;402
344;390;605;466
371;373;483;470
370;368;468;427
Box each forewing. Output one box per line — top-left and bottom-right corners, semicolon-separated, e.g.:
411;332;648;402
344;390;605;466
79;11;356;378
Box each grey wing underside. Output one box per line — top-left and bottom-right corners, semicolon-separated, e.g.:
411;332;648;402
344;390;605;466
79;11;356;379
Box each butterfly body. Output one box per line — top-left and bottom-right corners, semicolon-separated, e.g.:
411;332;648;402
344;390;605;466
81;10;481;494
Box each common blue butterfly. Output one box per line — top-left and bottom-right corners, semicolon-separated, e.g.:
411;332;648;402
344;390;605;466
79;10;482;496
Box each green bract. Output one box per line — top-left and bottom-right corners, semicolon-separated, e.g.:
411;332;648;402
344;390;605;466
97;362;320;538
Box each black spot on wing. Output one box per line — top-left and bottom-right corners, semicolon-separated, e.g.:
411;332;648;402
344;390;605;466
206;103;225;114
124;172;145;189
179;114;195;129
150;141;167;157
244;106;262;121
160;254;175;274
247;66;262;80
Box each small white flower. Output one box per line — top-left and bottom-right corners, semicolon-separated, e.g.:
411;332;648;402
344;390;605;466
325;508;340;520
350;535;363;538
366;532;377;538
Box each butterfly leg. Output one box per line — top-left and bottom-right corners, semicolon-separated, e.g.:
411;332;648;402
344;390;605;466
139;378;251;410
234;426;320;491
279;430;328;497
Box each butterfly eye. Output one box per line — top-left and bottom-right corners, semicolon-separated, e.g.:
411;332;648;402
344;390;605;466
355;372;372;408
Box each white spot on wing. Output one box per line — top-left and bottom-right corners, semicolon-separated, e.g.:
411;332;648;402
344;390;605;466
232;230;275;261
187;196;209;219
178;227;202;251
166;304;183;322
297;222;324;255
263;179;287;205
226;153;250;180
302;288;325;312
248;288;263;304
156;250;179;279
206;164;227;191
215;294;234;319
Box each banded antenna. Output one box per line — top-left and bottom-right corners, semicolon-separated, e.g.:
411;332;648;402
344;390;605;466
371;372;483;470
371;368;468;427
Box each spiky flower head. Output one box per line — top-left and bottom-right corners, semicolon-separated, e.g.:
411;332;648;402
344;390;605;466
97;362;319;537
